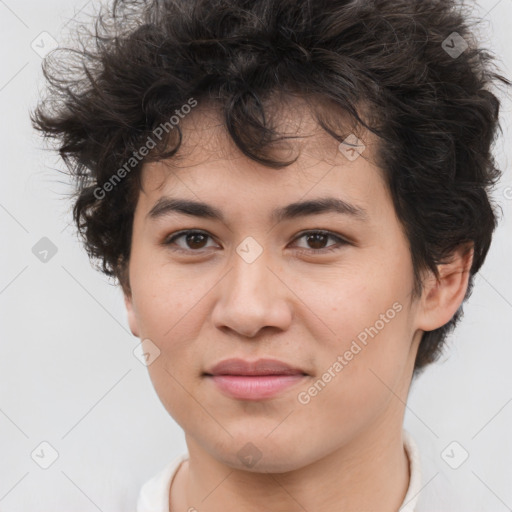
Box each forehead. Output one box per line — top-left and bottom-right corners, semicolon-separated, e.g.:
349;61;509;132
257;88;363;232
136;96;389;222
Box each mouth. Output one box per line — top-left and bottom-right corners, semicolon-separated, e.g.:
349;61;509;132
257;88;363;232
203;358;309;401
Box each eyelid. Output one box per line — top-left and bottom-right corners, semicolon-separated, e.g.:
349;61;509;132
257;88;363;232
291;229;350;246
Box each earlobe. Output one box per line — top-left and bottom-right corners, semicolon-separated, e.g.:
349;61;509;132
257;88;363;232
119;262;140;338
416;244;474;332
124;292;140;338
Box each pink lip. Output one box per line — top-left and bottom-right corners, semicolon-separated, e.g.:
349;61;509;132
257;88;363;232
207;374;306;400
204;358;308;400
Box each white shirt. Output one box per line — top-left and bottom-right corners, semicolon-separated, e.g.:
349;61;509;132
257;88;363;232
137;429;426;512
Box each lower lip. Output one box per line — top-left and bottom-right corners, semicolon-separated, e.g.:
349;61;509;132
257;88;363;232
207;374;306;400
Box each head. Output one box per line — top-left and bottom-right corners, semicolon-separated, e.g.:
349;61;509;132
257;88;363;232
33;0;507;470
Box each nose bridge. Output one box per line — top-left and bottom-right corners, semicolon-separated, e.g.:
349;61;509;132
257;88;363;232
211;238;291;336
227;241;274;307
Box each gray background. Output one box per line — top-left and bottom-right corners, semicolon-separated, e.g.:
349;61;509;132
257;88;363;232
0;0;511;510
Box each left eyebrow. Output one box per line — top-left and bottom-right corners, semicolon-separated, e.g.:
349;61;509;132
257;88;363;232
146;196;369;223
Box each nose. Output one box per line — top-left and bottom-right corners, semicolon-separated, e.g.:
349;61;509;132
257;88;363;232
211;245;293;338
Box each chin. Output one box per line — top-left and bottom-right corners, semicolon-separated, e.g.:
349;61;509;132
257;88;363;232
225;450;306;474
211;432;313;473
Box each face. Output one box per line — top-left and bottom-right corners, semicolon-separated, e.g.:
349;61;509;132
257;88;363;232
124;99;426;472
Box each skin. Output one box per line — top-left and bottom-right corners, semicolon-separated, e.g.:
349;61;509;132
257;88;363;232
123;97;473;512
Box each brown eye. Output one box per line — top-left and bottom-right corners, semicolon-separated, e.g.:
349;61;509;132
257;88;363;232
304;232;329;249
184;232;209;249
162;229;349;256
163;230;218;253
292;230;349;254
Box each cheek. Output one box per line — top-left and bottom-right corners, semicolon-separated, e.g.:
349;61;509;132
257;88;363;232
317;256;410;346
295;309;412;445
129;249;207;339
130;268;211;424
306;250;414;400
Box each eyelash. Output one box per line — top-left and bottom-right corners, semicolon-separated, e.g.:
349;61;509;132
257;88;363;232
162;229;350;256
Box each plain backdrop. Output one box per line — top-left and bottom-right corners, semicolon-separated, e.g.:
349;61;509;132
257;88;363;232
0;0;511;510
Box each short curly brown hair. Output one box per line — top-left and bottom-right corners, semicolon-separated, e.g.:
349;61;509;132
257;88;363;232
31;0;509;374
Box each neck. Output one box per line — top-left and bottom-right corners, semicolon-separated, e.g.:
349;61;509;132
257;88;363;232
171;420;410;512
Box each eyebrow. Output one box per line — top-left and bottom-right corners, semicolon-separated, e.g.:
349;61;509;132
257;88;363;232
146;196;368;223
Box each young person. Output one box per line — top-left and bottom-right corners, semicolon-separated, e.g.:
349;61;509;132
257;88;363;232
32;0;509;510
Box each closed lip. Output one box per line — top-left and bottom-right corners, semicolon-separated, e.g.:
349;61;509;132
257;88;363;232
203;358;308;376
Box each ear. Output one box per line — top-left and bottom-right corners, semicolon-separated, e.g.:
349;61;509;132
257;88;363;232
124;291;140;338
416;243;474;332
119;263;140;338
